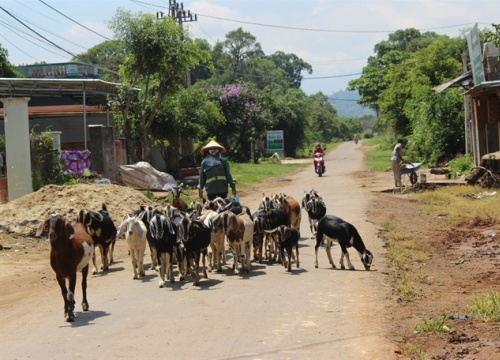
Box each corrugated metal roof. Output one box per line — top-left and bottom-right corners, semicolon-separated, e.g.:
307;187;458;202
432;71;473;93
0;78;122;97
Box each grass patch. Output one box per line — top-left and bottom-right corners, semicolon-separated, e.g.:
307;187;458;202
381;230;430;301
413;315;451;334
400;342;432;360
364;146;392;172
414;185;500;225
468;292;500;322
381;221;395;230
229;162;307;190
394;274;418;301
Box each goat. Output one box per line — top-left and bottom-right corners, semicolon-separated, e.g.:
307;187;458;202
265;225;300;272
314;215;373;270
170;184;188;212
35;214;94;322
200;210;226;272
117;216;148;280
304;197;327;236
149;213;181;287
77;203;117;274
213;207;253;274
178;214;211;285
263;207;289;262
277;193;301;236
251;211;267;263
301;189;324;235
133;205;163;270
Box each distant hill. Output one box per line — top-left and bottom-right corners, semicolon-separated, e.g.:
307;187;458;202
328;90;376;118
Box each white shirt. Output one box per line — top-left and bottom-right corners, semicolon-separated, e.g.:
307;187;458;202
391;143;403;161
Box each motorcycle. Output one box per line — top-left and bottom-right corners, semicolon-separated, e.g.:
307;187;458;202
313;152;325;177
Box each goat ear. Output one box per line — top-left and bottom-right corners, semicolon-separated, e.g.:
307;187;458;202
65;222;75;239
35;220;48;237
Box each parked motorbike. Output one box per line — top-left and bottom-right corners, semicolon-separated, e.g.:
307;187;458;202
313;152;325;177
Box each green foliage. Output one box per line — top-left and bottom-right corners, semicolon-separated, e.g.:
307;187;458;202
449;155;474;178
405;86;464;164
483;24;500;48
30;129;73;191
228;162;306;190
0;45;22;78
413;315;451;334
364;137;394;171
72;40;127;81
203;82;272;162
468;292;500;322
109;8;210;161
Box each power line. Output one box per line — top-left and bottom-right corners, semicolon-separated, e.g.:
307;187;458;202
0;5;77;58
38;0;112;41
196;13;476;34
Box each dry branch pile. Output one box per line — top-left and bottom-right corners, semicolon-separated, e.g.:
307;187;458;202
465;166;500;188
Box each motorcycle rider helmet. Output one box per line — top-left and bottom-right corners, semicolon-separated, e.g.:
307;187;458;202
315;142;321;147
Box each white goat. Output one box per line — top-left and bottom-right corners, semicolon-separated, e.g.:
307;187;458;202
117;215;148;280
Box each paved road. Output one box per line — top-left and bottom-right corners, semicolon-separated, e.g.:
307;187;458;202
1;141;399;360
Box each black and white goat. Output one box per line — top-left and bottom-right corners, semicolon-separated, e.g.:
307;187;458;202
314;215;373;270
77;203;117;274
149;213;182;287
301;189;325;236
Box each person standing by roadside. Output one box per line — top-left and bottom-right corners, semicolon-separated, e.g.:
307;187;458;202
391;139;408;187
198;140;237;201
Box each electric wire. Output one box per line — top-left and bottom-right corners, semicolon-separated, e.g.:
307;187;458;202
38;0;112;41
0;5;78;58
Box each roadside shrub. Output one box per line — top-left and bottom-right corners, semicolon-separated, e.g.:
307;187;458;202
449;154;474;179
30;129;73;191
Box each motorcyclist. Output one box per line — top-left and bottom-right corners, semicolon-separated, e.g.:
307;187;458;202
313;142;324;157
354;134;359;143
313;142;326;173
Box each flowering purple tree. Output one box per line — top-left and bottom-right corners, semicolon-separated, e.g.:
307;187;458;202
205;83;271;161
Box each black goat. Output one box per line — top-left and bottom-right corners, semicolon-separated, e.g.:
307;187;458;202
265;225;300;272
314;215;373;270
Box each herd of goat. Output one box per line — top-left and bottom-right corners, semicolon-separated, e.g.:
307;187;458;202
35;188;373;322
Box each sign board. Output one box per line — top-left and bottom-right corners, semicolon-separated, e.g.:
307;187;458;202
466;23;485;85
266;130;284;154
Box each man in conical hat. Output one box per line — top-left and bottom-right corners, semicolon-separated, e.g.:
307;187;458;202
198;140;237;200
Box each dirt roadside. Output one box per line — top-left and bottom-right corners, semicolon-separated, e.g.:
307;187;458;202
0;144;499;359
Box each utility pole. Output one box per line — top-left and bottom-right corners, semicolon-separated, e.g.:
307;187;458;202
157;0;197;86
157;1;198;174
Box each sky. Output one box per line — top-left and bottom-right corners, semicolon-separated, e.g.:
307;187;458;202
0;0;498;95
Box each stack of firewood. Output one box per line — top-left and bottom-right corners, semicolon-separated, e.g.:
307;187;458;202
465;166;500;188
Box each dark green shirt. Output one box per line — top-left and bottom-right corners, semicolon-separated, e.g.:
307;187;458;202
198;154;236;195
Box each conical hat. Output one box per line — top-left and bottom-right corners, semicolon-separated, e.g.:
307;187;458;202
201;140;226;153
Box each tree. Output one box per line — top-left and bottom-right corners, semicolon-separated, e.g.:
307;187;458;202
152;84;223;171
203;82;272;162
0;44;22;78
72;40;127;81
377;36;463;136
405;85;464;164
268;51;313;89
348;29;439;114
108;9;210;162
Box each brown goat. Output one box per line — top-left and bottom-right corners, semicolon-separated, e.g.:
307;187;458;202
36;214;94;322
